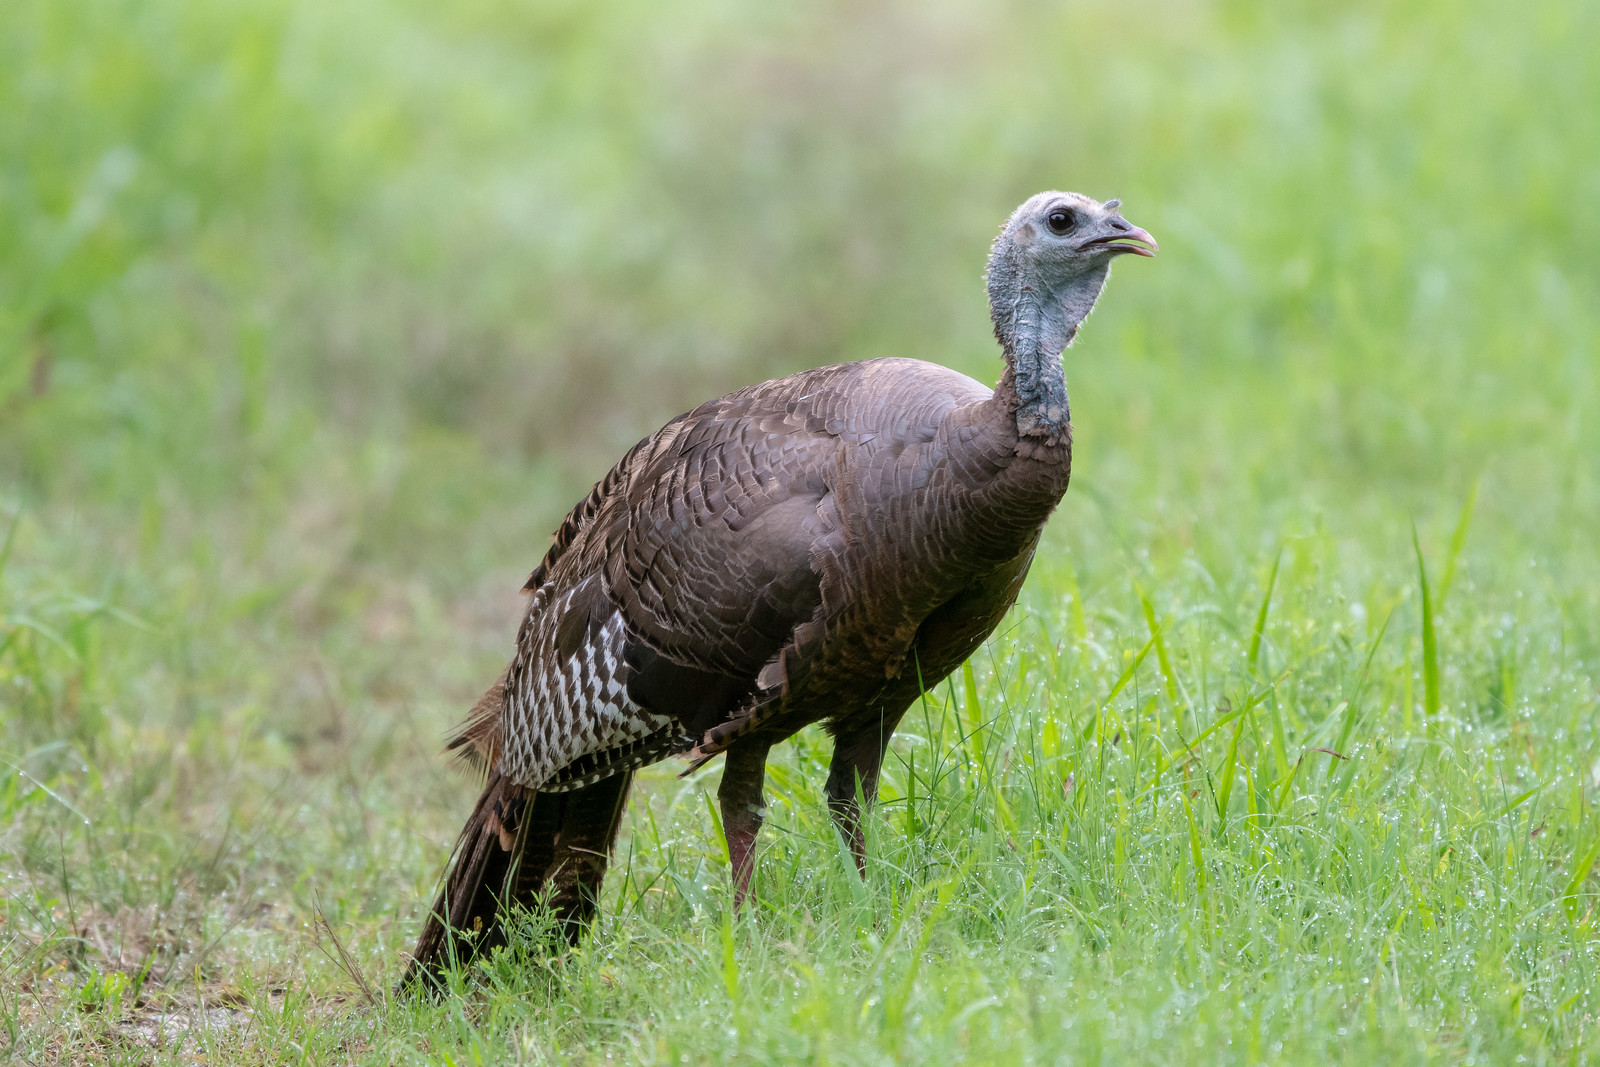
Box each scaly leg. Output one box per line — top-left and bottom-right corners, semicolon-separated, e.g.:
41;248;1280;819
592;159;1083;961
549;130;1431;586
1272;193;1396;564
825;707;907;875
718;740;772;908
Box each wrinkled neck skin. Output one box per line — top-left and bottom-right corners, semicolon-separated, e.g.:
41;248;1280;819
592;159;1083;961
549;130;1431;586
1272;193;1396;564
989;254;1111;441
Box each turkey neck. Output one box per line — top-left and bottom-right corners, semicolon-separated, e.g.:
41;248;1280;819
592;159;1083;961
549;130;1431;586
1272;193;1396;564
941;253;1114;551
988;257;1112;443
985;238;1113;441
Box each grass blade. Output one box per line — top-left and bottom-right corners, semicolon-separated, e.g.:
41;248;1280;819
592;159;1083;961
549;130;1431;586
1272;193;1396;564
1413;523;1440;725
1333;603;1396;758
962;660;987;776
720;908;739;999
1436;480;1479;610
702;788;729;866
1183;791;1206;895
1214;712;1248;828
1138;584;1182;728
1246;547;1282;678
1081;633;1156;740
1564;838;1600;925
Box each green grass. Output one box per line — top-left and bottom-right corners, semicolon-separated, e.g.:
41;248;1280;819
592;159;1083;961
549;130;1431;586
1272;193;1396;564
3;0;1599;1062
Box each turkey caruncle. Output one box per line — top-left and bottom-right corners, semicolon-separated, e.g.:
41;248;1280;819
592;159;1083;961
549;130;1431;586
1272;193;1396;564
404;191;1156;986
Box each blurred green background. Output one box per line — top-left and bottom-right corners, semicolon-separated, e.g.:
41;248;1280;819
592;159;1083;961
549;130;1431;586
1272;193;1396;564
8;0;1594;520
3;0;1598;1060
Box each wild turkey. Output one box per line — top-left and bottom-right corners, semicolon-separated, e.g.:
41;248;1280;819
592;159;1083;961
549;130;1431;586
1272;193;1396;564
403;191;1156;984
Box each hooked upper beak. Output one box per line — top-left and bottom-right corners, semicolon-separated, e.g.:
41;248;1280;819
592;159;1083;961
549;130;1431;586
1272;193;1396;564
1081;218;1159;258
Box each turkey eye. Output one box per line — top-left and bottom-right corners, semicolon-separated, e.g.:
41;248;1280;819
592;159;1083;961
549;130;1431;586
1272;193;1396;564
1046;209;1075;235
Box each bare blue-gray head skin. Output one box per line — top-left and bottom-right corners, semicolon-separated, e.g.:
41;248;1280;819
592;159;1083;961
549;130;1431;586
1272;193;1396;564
986;192;1157;439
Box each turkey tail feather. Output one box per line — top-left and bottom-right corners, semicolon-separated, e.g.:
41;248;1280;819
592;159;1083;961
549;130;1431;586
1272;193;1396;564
401;770;634;989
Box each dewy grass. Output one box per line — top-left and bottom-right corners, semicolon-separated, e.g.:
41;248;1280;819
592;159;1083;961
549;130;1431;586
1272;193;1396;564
3;0;1600;1061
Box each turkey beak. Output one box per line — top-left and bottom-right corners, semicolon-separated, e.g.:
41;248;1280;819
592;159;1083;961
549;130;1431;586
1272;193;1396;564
1084;218;1158;258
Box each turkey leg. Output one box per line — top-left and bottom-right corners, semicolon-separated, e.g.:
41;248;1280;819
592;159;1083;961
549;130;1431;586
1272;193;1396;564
824;707;907;875
718;740;772;908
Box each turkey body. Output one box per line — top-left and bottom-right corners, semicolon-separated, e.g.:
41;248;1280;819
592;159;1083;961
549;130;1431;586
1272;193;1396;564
404;191;1154;986
531;357;1066;769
